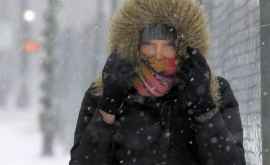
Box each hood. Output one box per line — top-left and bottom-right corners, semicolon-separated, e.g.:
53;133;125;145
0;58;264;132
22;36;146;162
108;0;209;63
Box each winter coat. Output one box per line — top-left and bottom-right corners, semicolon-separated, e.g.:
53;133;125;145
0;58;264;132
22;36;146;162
69;76;246;165
69;0;246;164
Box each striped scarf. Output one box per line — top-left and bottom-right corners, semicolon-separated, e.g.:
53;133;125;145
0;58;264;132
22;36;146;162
133;56;177;97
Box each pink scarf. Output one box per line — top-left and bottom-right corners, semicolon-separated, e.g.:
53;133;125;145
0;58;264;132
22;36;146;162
133;57;177;97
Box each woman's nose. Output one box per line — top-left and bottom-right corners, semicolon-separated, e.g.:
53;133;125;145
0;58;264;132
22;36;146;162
156;45;163;60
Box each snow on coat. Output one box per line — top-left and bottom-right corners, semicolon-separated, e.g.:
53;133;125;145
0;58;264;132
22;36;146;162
69;0;246;165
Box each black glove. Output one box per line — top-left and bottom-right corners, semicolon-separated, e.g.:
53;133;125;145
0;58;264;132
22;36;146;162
98;51;136;115
180;47;216;117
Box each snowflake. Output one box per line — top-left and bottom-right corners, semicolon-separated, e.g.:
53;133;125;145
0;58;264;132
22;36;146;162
147;136;152;141
127;150;132;155
132;158;137;163
191;49;197;55
208;123;214;128
165;132;171;137
181;33;185;39
139;111;145;117
210;137;218;144
119;109;124;114
187;101;193;106
84;116;88;122
169;28;175;32
226;145;231;152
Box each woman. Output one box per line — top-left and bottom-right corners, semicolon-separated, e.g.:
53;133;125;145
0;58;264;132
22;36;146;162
69;0;246;165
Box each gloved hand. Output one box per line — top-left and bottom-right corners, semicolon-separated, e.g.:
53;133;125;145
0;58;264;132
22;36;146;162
98;51;136;115
179;47;216;118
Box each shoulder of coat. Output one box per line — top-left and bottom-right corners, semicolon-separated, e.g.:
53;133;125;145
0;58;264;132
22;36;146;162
211;75;237;108
216;76;232;93
88;77;103;96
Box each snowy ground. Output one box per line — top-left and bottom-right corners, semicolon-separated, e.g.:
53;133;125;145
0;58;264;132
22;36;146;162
0;105;69;165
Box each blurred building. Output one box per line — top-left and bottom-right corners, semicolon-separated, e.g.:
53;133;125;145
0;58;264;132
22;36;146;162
202;0;270;165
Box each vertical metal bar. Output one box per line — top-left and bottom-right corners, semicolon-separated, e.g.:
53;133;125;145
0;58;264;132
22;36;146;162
260;0;270;164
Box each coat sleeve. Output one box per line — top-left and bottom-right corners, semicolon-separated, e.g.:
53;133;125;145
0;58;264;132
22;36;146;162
69;82;115;165
192;76;246;165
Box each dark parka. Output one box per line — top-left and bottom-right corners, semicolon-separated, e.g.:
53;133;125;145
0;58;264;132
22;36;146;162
69;0;246;165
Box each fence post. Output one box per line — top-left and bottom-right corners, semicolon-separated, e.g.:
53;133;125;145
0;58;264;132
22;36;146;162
260;0;270;165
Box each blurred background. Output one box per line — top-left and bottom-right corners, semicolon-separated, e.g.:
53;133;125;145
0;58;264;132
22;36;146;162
0;0;269;165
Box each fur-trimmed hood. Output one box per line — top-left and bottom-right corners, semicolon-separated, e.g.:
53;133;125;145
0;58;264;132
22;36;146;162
94;0;221;108
109;0;209;62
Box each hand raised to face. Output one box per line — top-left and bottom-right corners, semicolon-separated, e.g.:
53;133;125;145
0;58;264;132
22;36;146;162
178;47;215;117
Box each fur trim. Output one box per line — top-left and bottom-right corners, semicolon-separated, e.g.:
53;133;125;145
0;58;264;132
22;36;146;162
102;0;221;109
109;0;210;61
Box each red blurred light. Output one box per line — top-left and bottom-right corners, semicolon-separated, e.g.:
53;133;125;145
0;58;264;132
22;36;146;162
23;40;41;54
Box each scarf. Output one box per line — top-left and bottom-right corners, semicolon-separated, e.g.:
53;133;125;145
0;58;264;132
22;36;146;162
133;56;177;97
